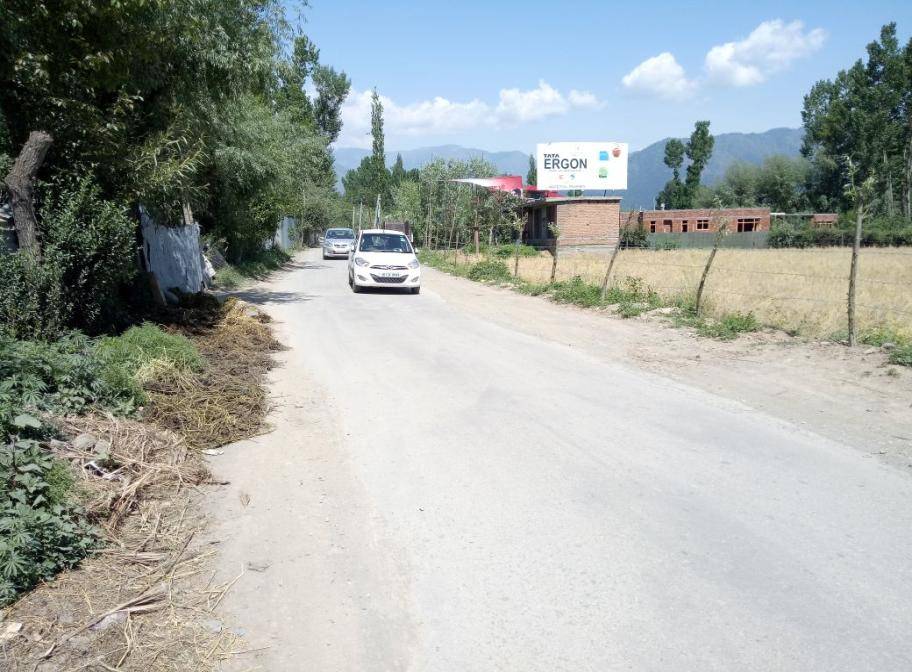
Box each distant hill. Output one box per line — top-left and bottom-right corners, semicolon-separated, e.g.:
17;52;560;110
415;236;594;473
616;127;804;208
332;128;804;208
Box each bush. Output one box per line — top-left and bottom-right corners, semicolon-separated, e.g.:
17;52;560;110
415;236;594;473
696;311;760;340
0;178;136;339
487;243;539;258
0;438;98;606
467;259;511;282
551;277;603;307
620;223;649;249
888;344;912;367
0;333;127;437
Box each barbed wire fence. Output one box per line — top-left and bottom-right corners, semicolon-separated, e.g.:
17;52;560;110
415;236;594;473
431;232;912;341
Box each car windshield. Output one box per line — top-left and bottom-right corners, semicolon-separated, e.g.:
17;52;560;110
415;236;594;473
326;229;354;239
359;233;413;253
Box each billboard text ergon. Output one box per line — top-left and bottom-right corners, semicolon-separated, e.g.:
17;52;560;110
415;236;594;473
536;142;628;191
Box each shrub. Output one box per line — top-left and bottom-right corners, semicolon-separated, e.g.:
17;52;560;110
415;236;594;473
0;333;123;437
620;223;649;249
888;344;912;367
488;243;539;258
515;282;552;296
0;438;98;606
697;311;760;340
0;178;136;339
551;277;603;307
467;259;511;282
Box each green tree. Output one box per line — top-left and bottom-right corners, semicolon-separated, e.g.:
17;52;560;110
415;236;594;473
391;153;407;185
684;121;714;204
657;138;686;208
313;65;351;143
802;23;912;217
526;154;537;187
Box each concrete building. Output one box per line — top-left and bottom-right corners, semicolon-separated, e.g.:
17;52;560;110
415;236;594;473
634;207;771;234
522;197;622;248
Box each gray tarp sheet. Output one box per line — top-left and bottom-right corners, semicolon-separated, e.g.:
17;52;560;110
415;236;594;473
140;206;210;301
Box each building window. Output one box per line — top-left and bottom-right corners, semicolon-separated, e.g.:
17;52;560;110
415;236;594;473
682;223;688;233
663;219;672;233
650;224;656;233
696;219;709;231
737;218;758;232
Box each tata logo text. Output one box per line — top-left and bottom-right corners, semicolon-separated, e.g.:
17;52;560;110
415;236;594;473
543;154;587;170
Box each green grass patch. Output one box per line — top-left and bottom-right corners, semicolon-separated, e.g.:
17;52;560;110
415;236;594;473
679;311;760;340
94;324;204;403
213;247;290;289
888;343;912;367
515;282;553;296
467;259;512;282
550;277;603;307
485;243;540;259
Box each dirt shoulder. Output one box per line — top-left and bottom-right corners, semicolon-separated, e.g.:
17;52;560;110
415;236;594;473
424;267;912;472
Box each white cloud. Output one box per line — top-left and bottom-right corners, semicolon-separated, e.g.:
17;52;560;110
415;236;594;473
704;20;826;87
336;81;602;147
621;52;696;101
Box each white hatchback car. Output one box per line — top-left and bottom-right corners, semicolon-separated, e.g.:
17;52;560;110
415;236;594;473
322;227;355;259
348;229;421;294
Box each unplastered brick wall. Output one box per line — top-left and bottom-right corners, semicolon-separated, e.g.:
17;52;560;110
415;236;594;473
640;207;771;233
556;200;621;247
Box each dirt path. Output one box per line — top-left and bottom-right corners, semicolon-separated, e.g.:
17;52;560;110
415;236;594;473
206;250;912;672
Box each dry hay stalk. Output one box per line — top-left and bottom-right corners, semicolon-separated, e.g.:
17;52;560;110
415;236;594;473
143;298;280;450
3;417;238;671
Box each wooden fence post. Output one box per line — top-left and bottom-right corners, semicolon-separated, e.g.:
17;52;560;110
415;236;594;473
599;243;622;300
847;200;865;346
695;219;728;316
549;239;559;283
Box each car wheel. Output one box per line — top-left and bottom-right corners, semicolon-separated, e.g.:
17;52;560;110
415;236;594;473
411;286;420;295
322;252;327;260
351;279;361;293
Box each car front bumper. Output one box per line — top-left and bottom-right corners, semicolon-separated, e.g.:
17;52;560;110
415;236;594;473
324;247;351;257
352;269;420;287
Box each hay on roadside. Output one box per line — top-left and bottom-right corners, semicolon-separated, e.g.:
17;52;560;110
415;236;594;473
143;297;281;450
1;416;239;671
0;297;282;670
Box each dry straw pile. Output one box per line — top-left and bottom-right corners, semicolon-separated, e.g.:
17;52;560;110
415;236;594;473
2;297;280;670
509;247;912;338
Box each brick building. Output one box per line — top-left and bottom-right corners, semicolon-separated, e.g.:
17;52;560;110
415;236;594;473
632;207;771;234
522;197;622;248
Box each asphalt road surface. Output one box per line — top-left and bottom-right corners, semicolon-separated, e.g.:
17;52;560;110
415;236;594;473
209;249;912;672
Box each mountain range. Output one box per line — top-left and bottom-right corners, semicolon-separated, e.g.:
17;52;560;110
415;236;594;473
333;127;804;209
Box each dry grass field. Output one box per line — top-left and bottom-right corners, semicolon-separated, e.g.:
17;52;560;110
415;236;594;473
467;247;912;340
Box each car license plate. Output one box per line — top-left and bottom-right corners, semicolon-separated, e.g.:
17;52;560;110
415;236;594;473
380;271;400;278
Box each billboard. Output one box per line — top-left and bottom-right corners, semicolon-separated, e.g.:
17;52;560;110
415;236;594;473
536;142;628;191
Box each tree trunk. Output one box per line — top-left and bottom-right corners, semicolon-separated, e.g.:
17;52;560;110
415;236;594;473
847;202;864;347
904;141;912;222
3;131;53;255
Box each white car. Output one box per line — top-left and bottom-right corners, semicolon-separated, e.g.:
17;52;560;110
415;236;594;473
322;227;355;259
348;229;421;294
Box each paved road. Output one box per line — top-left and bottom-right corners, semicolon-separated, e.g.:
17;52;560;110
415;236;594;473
210;249;912;672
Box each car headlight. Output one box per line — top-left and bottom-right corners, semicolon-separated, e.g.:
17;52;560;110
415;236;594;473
354;256;369;267
407;259;420;269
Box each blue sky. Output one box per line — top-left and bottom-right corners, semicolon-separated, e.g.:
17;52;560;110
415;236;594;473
293;1;912;153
